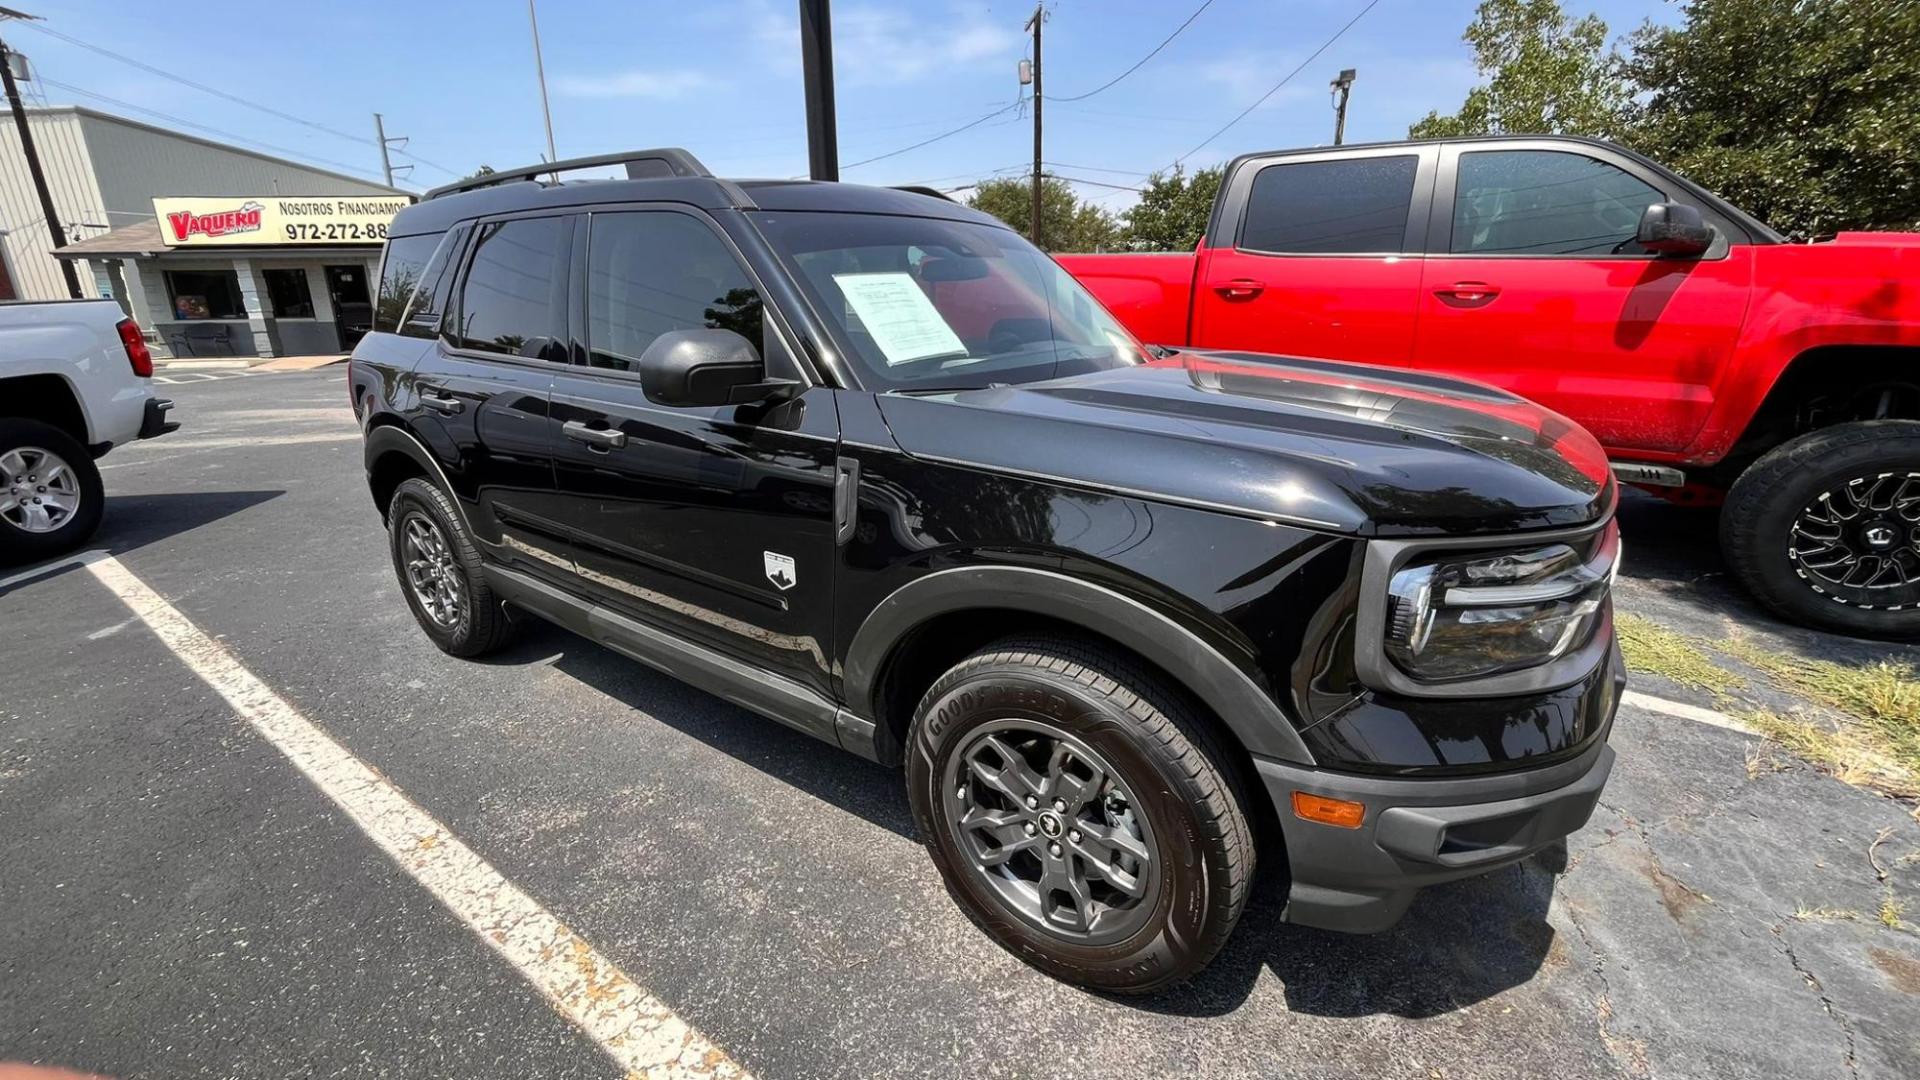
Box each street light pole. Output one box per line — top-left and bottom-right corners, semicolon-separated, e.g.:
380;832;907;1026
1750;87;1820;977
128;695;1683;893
0;12;80;298
1026;4;1043;247
526;0;558;174
798;0;838;181
374;112;395;187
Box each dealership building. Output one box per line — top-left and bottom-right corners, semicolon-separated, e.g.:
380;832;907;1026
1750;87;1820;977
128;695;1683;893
1;105;408;357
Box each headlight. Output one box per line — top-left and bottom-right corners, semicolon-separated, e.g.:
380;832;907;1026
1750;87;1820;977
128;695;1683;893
1384;522;1618;682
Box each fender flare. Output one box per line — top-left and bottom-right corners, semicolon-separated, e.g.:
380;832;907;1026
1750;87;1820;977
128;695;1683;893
362;422;473;532
843;565;1314;765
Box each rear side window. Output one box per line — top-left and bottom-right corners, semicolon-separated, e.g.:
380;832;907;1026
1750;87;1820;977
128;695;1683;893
374;233;439;333
1241;155;1417;254
451;216;570;360
1451;150;1663;256
584;211;764;372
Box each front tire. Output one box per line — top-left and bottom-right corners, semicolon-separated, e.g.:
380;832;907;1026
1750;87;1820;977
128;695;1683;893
387;477;517;657
906;635;1255;994
0;418;104;566
1722;420;1920;639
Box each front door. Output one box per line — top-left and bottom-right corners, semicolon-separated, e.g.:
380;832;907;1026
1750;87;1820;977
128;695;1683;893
407;213;575;578
547;208;841;697
1413;144;1751;454
1192;146;1434;365
325;264;374;350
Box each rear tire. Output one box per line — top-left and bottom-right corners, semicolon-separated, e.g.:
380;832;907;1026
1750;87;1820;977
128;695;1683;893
0;418;104;566
906;635;1255;994
387;477;517;657
1721;420;1920;639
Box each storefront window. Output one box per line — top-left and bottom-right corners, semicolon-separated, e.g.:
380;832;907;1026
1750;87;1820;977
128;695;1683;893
165;269;247;320
263;268;315;318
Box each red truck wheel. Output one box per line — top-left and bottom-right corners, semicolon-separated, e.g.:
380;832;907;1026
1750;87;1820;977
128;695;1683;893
1721;420;1920;639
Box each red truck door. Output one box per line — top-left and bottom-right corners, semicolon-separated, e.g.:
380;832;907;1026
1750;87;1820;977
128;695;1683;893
1193;145;1435;365
1413;143;1751;454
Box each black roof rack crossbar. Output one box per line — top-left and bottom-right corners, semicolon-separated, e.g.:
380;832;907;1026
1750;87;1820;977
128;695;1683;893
890;185;956;203
424;148;712;200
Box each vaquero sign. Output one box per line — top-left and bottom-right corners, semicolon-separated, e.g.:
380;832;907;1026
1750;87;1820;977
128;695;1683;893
152;195;413;248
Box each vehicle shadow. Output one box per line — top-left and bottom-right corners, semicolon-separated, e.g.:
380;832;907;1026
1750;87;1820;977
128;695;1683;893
484;621;918;841
0;489;284;597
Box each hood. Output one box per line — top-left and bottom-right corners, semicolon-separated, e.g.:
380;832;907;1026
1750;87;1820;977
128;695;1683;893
875;351;1613;536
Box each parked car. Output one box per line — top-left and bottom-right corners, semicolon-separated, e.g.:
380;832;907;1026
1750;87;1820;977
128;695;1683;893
0;298;175;564
350;149;1622;993
1058;136;1920;639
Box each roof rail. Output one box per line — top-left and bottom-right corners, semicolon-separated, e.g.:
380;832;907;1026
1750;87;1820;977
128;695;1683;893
890;185;956;203
423;148;712;200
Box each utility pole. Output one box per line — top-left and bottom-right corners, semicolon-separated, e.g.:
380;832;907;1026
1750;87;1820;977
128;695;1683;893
373;112;412;188
798;0;838;181
0;11;79;298
1330;68;1356;146
526;0;558;174
1025;4;1043;247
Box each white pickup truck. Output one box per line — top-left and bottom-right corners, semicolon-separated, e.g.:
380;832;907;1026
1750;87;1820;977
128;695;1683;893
0;298;176;564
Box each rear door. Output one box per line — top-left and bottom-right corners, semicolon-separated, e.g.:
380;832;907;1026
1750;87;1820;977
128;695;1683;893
1192;145;1435;364
406;211;575;576
1413;142;1751;453
546;207;841;698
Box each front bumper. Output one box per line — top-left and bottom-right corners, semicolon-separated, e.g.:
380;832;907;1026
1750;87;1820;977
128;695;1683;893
1258;735;1614;933
138;397;179;440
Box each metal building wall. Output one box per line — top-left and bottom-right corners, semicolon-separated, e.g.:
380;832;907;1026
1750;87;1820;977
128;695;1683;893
0;110;106;301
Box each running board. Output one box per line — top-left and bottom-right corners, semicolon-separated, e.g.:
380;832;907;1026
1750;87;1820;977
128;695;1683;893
481;563;879;761
1610;461;1686;487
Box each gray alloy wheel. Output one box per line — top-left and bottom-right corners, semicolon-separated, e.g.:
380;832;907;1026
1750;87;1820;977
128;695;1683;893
400;510;467;629
941;719;1158;944
1788;471;1920;600
0;446;83;535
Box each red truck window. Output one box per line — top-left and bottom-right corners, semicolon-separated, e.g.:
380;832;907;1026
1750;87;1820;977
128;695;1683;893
1241;156;1418;254
1450;150;1663;256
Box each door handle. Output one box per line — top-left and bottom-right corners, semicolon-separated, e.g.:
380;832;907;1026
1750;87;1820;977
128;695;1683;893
1434;281;1501;304
1213;278;1265;301
419;392;464;415
562;420;628;451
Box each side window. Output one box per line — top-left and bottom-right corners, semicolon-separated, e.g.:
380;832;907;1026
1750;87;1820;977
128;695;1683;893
1451;150;1664;256
374;233;438;333
584;212;764;372
399;225;469;339
452;216;570;360
1240;155;1418;254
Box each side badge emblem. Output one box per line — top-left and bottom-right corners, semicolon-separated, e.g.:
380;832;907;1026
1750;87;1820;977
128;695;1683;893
764;551;797;591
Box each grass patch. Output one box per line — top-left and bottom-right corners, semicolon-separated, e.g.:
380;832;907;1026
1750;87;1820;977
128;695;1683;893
1721;639;1920;793
1881;895;1907;930
1615;613;1744;694
1743;710;1919;798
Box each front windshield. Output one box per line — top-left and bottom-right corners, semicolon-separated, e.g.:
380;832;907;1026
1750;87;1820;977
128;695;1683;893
751;211;1150;391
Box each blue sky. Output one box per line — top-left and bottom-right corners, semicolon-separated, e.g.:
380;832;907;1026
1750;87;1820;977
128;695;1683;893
12;0;1684;209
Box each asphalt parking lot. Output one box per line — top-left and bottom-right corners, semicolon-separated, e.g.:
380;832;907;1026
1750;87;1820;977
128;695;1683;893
3;368;1917;1079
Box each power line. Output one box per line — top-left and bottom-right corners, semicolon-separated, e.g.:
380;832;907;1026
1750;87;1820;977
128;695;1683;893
1052;173;1142;192
17;21;456;176
840;98;1025;171
39;78;390;181
1043;161;1153;176
1050;0;1214;102
1172;0;1382;167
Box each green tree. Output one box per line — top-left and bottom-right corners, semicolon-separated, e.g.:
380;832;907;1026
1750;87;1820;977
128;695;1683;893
966;174;1119;252
1119;165;1223;251
1410;0;1633;140
1626;0;1920;235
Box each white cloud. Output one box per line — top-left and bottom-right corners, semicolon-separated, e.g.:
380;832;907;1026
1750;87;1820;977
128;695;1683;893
1197;53;1322;109
554;70;716;99
745;0;1019;85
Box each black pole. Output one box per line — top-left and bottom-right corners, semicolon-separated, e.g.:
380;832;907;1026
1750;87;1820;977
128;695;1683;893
0;38;80;298
1026;5;1042;246
798;0;837;181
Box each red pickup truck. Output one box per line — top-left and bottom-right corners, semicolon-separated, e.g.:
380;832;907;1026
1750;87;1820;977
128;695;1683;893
1058;135;1920;639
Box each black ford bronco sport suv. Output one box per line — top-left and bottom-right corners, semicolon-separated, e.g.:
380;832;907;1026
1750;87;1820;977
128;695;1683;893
350;149;1623;994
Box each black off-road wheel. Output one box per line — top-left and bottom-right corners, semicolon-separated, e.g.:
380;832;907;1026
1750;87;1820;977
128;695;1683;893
0;418;104;566
1722;420;1920;639
906;635;1255;994
387;477;517;657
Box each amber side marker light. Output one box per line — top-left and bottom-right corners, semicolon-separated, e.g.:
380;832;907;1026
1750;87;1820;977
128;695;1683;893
1292;791;1366;829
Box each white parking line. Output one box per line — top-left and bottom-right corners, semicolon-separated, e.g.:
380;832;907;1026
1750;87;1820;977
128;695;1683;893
82;554;749;1080
1621;689;1757;734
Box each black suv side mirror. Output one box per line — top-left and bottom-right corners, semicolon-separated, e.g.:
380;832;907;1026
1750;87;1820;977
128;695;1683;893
1636;203;1714;257
638;328;795;407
